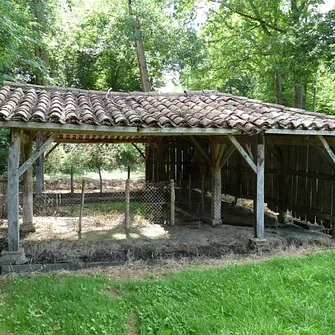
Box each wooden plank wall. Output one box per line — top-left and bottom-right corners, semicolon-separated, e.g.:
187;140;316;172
146;139;334;226
221;145;335;225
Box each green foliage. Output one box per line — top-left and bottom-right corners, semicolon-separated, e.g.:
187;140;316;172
0;0;42;82
1;252;335;334
180;1;335;111
45;143;145;175
0;129;9;174
48;0;202;90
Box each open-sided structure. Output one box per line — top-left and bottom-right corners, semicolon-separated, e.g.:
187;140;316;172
1;81;335;262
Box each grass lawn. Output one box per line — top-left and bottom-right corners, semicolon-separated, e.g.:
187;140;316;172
1;251;335;334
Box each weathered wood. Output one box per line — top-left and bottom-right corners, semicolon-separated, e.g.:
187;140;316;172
190;136;211;165
219;145;235;169
0;121;239;136
188;174;192;210
267;129;335;136
132;143;146;160
145;144;153;181
212;165;222;225
254;136;265;239
211;142;224;226
170;179;175;226
201;174;205;216
228;135;257;173
7;129;21;251
19;133;55;177
125;179;130;230
21;135;35;232
1;176;6;218
44;143;60;161
78;180;85;240
317;135;335;166
36;134;44;197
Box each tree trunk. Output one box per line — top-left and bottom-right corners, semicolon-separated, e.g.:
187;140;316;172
33;0;49;85
275;70;284;105
128;0;151;92
294;83;304;109
312;81;317;112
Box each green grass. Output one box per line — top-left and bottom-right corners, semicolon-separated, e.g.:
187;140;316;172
85;201;145;215
1;252;335;334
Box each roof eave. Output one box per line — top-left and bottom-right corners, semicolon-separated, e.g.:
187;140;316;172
0;121;240;137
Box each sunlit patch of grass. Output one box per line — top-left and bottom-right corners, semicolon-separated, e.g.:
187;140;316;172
1;252;335;334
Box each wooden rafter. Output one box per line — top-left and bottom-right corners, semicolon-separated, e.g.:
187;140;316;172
190;136;211;166
228;135;257;173
18;133;55;177
219;145;235;169
45;143;60;161
0;121;239;137
132;143;146;160
317;135;335;166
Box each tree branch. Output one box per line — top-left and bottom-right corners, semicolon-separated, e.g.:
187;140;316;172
208;1;286;34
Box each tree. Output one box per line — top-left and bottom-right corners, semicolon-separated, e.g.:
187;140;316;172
128;0;151;91
48;0;202;91
179;0;334;110
0;0;41;82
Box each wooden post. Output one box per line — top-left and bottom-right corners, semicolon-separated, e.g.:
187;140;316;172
70;165;74;194
201;173;205;216
188;174;192;210
1;175;7;218
36;134;44;197
170;179;175;226
212;165;222;226
278;146;289;223
7;129;21;251
78;180;85;240
125;179;130;231
21;135;35;233
254;136;265;239
211;142;223;226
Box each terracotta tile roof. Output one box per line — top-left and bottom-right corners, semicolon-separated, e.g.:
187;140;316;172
0;82;334;134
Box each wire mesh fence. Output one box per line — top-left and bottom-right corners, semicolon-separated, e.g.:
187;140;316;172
0;178;215;226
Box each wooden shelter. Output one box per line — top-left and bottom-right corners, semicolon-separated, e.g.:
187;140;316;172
1;81;335;263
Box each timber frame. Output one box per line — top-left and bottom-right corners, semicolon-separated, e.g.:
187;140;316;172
1;83;335;262
4;123;335;256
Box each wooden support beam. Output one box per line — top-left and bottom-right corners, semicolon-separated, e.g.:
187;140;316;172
0;121;239;136
212;164;222;226
18;133;55;177
45;143;60;161
132;143;146;160
228;135;257;173
21;134;35;233
211;142;224;226
7;129;21;251
219;145;235;169
266;129;335;136
317;135;335;166
36;134;44;197
190;136;211;166
254;135;265;239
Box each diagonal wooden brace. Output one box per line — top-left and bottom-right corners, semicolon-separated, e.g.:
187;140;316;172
18;133;55;177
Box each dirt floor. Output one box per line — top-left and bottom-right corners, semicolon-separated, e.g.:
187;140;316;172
1;202;333;265
0;176;334;265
